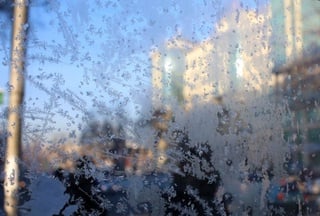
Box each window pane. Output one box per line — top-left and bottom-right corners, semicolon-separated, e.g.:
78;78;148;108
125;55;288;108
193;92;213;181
0;0;320;215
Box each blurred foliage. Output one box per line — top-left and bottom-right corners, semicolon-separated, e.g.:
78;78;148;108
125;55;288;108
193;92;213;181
79;118;125;147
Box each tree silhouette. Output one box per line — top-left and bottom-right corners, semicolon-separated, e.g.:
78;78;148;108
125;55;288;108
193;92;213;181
164;128;222;215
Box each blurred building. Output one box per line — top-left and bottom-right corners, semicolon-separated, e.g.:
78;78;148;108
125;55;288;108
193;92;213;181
149;1;319;175
270;0;320;93
151;3;273;111
270;0;320;70
150;1;320;173
271;0;320;171
150;4;277;172
151;0;319;112
274;48;320;171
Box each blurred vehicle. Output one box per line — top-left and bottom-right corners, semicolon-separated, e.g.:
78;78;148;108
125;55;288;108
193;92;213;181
303;178;320;213
266;176;305;215
298;143;320;214
300;169;320;214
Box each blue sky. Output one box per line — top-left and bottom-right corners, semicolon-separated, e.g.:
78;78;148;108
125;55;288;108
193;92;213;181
0;0;269;140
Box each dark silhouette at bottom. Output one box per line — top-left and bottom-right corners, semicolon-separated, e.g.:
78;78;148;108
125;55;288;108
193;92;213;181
53;156;108;216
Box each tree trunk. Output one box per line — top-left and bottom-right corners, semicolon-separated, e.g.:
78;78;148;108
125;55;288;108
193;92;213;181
4;1;28;215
